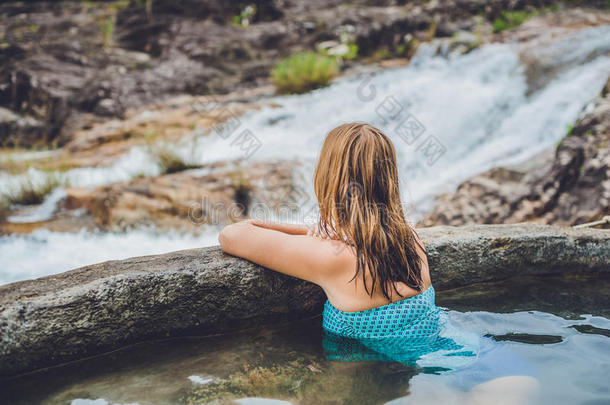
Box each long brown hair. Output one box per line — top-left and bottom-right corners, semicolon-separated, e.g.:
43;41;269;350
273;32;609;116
314;122;425;299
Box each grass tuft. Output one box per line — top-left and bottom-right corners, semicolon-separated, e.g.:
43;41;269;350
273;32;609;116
150;145;201;175
229;172;252;212
232;4;257;27
344;42;359;60
271;52;339;94
98;14;115;48
7;173;64;206
493;10;532;32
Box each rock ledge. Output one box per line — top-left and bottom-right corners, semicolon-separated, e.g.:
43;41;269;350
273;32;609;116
0;223;608;378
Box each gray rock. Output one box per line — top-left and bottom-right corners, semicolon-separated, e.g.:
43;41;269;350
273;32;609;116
1;223;608;378
419;224;609;288
422;78;610;227
0;107;45;148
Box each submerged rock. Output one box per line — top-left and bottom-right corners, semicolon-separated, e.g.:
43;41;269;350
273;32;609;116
0;223;608;378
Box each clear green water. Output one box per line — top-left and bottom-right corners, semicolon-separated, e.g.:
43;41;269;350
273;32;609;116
2;274;609;405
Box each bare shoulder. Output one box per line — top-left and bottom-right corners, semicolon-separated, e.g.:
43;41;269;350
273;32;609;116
300;236;357;275
411;226;432;287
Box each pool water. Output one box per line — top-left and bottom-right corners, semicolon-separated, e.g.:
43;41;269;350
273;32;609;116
2;274;609;405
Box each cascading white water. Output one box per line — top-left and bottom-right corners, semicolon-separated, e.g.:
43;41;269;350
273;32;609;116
1;25;609;285
191;26;610;212
0;228;220;283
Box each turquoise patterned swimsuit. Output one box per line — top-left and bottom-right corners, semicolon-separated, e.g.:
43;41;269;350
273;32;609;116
322;285;440;340
321;285;473;364
321;284;535;391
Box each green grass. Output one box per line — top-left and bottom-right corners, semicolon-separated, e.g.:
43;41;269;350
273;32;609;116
371;47;393;61
367;37;420;61
100;15;115;47
493;10;533;32
232;4;257;27
344;42;359;60
132;171;148;179
150;145;201;174
557;122;579;148
271;52;339;94
7;173;64;206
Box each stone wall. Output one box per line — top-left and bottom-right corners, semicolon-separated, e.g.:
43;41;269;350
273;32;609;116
1;223;609;378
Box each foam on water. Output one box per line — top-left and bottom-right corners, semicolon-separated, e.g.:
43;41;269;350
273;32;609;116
0;147;162;198
0;228;218;285
7;187;67;223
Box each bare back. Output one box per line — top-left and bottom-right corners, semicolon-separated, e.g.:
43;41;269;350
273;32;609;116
321;231;431;312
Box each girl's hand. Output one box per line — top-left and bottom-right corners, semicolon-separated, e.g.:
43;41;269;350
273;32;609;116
234;218;257;226
308;224;340;240
306;226;317;237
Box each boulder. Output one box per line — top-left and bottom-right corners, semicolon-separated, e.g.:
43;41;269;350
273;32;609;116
61;160;301;232
421;78;610;227
0;107;45;147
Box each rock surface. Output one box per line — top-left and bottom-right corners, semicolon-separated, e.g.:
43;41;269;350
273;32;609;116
0;107;45;147
1;0;581;147
0;158;307;235
61;160;304;232
1;223;608;378
421;78;610;227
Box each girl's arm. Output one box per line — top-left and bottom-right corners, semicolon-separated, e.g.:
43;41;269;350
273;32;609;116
250;219;311;235
218;221;353;285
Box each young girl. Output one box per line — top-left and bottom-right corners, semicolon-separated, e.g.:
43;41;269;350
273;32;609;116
219;123;538;404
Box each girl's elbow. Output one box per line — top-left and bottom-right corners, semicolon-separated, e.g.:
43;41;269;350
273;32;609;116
218;225;231;251
218;224;241;253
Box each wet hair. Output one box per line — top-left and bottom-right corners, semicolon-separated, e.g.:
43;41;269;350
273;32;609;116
314;122;425;299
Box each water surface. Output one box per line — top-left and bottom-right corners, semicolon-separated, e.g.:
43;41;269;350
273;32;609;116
3;273;609;405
